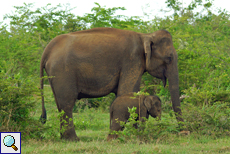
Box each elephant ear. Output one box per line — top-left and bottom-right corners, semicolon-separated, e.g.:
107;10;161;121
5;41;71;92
143;97;152;112
154;96;162;106
143;36;153;69
154;101;161;108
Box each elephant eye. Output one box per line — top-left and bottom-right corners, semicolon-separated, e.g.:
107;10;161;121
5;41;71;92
167;57;172;63
165;56;173;64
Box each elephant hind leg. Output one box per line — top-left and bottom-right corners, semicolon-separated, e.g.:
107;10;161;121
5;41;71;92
49;77;79;141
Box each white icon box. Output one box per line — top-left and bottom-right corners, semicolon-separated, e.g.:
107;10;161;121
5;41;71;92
1;132;21;154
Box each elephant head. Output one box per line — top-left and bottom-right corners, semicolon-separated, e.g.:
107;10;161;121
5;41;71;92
142;30;182;121
143;95;161;119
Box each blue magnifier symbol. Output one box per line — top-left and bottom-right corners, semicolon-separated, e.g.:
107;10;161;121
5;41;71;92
3;135;18;151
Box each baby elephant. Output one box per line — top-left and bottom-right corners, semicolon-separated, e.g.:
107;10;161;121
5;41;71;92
107;93;161;140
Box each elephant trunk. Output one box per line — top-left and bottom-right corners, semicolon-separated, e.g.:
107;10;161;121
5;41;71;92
166;53;184;122
157;114;161;121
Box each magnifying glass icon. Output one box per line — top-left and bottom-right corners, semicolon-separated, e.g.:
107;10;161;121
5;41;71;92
3;135;18;151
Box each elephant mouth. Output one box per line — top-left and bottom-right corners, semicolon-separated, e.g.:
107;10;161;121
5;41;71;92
162;70;167;87
148;69;167;87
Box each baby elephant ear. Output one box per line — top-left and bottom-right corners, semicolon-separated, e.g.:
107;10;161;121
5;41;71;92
154;101;161;108
143;97;152;111
154;96;161;106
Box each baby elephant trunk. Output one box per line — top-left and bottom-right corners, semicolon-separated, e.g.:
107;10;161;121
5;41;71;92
143;95;162;121
152;108;161;120
156;113;161;120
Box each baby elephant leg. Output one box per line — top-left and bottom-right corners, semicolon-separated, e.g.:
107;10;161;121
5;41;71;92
107;118;124;141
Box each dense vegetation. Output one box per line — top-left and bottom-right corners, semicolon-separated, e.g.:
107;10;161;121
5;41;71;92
0;0;230;153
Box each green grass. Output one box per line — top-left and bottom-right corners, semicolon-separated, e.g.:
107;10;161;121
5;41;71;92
21;137;230;154
22;86;230;154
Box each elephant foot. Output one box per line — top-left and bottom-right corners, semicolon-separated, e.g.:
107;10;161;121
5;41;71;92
61;133;80;141
60;128;80;141
107;134;118;141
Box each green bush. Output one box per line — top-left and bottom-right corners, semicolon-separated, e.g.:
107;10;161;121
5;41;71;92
182;102;230;137
183;85;230;106
0;64;42;139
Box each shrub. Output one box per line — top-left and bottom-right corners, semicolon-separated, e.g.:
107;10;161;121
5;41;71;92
182;102;230;137
0;65;42;139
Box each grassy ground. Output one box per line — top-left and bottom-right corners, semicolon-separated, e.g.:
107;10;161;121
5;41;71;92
22;86;230;154
21;137;230;154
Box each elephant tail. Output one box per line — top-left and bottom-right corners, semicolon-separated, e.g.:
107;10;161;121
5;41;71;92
39;58;47;124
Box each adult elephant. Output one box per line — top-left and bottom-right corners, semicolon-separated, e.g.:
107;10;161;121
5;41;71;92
40;27;183;141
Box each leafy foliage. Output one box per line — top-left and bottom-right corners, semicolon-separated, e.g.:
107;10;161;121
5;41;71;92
182;102;230;137
138;1;230;105
0;63;43;139
78;2;142;29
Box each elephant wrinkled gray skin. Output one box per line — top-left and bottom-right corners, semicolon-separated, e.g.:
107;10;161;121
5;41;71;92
40;27;182;141
107;93;161;141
